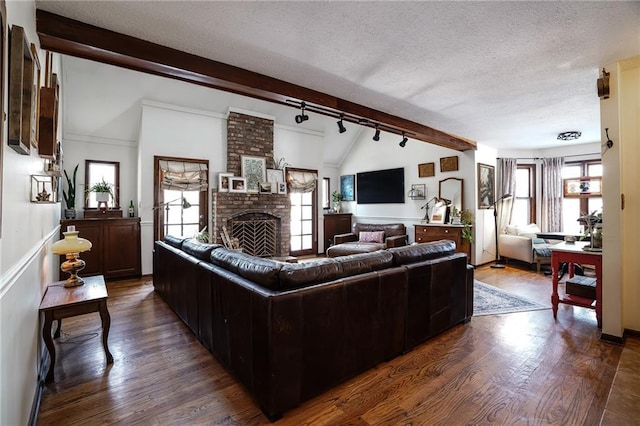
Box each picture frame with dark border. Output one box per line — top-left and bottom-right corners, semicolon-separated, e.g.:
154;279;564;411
477;163;495;209
418;162;435;178
29;42;40;148
440;156;459;172
259;182;273;194
340;174;355;201
8;25;34;155
0;0;6;237
278;182;287;195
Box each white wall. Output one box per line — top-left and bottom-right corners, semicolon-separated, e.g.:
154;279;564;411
0;2;62;424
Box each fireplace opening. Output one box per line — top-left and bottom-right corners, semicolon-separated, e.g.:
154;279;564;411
229;212;281;257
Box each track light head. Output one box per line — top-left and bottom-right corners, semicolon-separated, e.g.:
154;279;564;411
399;134;408;147
337;115;347;133
295;102;309;124
373;126;380;141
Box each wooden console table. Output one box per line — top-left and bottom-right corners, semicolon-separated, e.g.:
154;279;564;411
550;242;602;327
39;275;114;382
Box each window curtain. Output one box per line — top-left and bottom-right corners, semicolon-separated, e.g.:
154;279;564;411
542;157;564;232
159;160;208;191
497;158;517;233
287;170;318;193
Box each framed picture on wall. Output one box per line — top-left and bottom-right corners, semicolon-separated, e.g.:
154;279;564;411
241;155;266;193
418;162;435;178
340;174;355;201
477;163;495;209
277;182;287;195
266;168;284;183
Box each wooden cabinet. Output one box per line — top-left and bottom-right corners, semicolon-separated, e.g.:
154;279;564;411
323;213;352;253
60;218;141;280
414;224;471;260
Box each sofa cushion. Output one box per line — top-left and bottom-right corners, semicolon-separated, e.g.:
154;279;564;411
279;258;342;290
388;240;456;265
326;242;385;258
181;238;222;261
359;230;385;243
333;250;394;276
210;248;283;289
163;234;187;248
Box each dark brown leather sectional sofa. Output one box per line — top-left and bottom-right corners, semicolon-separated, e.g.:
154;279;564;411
153;237;474;421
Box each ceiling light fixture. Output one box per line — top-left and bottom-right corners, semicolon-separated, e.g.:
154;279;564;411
399;133;408;147
337;115;346;133
373;126;380;141
294;102;309;124
557;131;582;141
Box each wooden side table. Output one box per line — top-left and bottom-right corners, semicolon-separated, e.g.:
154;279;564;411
39;275;114;382
550;242;602;327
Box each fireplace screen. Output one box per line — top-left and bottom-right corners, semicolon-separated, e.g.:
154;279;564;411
230;218;277;257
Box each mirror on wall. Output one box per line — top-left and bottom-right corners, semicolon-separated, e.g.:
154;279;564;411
439;177;463;214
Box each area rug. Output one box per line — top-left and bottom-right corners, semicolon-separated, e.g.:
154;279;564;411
474;280;550;316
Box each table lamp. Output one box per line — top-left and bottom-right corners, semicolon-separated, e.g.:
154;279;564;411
51;227;93;287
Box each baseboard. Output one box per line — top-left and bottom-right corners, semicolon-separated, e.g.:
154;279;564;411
624;328;640;338
28;349;50;426
600;333;625;344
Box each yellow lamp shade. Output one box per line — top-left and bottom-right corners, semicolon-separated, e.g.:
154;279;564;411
51;231;92;255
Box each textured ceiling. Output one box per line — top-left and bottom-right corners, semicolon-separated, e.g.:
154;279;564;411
36;1;640;150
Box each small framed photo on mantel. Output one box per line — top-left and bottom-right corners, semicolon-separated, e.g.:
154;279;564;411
218;172;233;192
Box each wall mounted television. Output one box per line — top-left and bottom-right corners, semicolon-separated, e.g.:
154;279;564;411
356;167;405;204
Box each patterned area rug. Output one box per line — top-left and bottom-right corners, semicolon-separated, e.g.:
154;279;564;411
474;280;550;316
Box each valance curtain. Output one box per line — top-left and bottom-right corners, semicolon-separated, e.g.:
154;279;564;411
159;160;208;191
497;158;517;233
542;157;564;232
287;170;318;193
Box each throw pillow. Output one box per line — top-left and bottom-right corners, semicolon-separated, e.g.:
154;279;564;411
359;230;385;243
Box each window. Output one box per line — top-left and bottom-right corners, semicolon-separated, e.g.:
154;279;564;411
321;177;330;209
511;164;535;226
154;156;208;241
287;168;317;256
561;160;602;234
85;160;119;209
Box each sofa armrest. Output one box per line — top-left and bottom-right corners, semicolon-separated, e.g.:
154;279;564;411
334;233;358;245
498;234;534;263
385;234;408;248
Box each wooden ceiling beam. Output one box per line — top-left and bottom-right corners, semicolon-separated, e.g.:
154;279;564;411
36;9;476;151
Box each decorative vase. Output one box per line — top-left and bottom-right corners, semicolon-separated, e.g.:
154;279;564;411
333;201;341;213
64;208;76;219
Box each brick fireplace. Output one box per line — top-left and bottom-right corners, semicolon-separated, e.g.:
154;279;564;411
212;110;291;256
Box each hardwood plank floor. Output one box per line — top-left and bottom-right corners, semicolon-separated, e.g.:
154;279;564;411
37;264;633;425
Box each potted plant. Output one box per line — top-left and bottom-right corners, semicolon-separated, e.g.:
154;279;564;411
449;205;461;225
460;209;474;244
331;191;343;213
87;179;114;204
63;164;78;219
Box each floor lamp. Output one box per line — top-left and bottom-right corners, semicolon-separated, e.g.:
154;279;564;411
491;193;513;269
153;197;192;240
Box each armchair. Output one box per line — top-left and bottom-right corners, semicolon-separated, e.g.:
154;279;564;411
328;223;408;257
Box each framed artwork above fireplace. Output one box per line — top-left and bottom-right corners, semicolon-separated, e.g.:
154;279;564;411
241;155;266;193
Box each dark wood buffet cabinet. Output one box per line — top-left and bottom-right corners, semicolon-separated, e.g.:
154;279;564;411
414;224;472;260
59;217;141;280
323;213;352;253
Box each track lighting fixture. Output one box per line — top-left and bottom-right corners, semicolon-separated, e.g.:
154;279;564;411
295;102;309;124
399;133;408;147
337;115;347;133
373;126;380;141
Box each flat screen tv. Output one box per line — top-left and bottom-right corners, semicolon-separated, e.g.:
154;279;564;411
356;167;405;204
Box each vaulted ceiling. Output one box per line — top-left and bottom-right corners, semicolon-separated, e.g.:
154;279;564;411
35;1;640;151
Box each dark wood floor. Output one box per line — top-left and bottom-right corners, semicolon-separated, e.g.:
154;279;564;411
37;264;632;425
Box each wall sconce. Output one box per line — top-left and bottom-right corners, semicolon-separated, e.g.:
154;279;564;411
408;184;426;200
597;68;610;100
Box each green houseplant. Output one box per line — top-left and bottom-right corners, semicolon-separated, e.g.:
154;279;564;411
331;191;343;213
87;179;114;204
63;164;78;219
460;209;474;244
